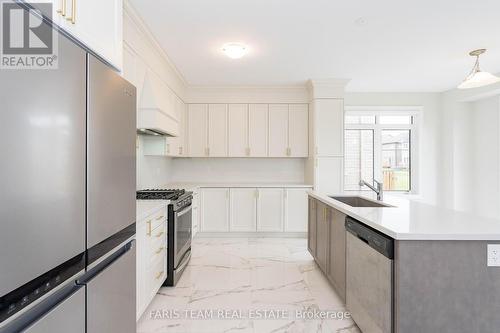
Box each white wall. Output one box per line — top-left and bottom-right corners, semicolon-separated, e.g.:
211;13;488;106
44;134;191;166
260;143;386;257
344;92;442;204
472;96;500;218
123;2;187;189
440;80;500;218
169;158;305;183
136;136;173;189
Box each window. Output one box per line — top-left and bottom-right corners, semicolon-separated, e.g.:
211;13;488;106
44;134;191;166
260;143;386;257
344;109;418;192
381;130;410;191
345;130;374;190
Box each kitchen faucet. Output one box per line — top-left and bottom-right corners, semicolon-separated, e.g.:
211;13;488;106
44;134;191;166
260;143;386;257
359;179;384;201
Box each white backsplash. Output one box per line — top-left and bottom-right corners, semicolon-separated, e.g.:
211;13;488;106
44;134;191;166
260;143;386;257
169;157;306;184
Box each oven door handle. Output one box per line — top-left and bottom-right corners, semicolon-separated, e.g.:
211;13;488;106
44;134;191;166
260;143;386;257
176;205;192;217
176;249;191;272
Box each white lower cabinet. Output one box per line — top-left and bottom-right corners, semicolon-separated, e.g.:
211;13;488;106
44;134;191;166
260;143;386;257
201;188;229;232
230;188;257;231
257;188;284;232
136;206;167;320
200;187;310;234
284;189;309;232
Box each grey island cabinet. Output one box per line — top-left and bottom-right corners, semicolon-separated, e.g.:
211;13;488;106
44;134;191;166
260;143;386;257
308;197;346;301
308;192;500;333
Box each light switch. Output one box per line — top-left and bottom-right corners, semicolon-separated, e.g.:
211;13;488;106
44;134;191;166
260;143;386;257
487;244;500;267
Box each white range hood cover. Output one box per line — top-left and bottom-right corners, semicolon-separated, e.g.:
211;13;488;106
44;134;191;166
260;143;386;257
137;71;179;137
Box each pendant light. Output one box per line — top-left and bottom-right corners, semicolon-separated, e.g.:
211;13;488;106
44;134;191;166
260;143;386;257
458;49;500;89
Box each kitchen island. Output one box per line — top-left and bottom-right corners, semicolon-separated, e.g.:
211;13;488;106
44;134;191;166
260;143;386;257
308;191;500;333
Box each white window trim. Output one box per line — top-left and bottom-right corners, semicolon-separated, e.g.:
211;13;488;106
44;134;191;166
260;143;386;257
344;106;421;194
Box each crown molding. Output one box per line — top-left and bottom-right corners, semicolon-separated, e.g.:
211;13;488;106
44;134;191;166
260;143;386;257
186;85;310;104
123;0;188;88
307;78;351;99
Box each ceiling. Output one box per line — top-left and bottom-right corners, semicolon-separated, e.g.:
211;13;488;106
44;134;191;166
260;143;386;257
129;0;500;92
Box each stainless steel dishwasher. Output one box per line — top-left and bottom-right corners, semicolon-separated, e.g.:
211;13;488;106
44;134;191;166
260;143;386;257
345;217;394;333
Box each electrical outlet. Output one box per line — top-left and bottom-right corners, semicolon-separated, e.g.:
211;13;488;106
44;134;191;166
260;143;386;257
487;244;500;267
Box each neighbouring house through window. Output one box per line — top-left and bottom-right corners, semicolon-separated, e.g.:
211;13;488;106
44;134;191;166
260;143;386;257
344;108;419;192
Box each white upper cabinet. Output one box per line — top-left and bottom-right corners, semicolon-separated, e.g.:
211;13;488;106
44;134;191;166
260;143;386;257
188;104;208;157
257;188;284;232
185;103;308;158
284;188;308;232
208;104;228;157
167;97;186;156
201;188;229;232
51;0;123;70
248;104;269;157
229;188;257;232
288;104;309;157
228;104;248;157
315;99;343;156
268;104;289;157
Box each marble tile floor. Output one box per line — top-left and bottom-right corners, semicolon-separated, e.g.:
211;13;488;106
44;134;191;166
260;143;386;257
137;237;360;333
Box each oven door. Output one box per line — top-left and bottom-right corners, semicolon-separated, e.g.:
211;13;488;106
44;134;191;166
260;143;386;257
174;204;192;268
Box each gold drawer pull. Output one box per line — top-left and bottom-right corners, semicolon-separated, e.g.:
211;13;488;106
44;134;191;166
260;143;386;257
155;215;164;221
146;220;152;236
155;247;164;254
66;0;76;24
156;231;164;238
57;0;66;16
155;271;164;279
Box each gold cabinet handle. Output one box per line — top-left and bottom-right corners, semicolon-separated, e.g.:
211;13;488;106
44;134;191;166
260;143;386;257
66;0;75;24
146;220;152;236
155;231;164;238
57;0;66;16
155;247;164;254
155;271;164;279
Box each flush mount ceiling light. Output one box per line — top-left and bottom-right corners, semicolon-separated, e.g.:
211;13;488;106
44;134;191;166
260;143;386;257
221;42;248;59
458;49;500;89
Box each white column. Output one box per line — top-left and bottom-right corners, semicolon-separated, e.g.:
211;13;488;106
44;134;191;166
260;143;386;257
306;79;350;193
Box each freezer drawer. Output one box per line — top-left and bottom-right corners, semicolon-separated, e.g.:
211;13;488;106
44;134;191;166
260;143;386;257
87;54;137;248
24;288;85;333
86;241;136;333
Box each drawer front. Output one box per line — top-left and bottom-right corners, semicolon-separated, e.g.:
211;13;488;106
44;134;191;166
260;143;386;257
149;226;166;263
150;209;166;231
146;254;165;300
141;209;166;237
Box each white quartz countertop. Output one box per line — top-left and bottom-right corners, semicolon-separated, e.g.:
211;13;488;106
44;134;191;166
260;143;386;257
136;200;168;221
309;191;500;241
159;183;313;191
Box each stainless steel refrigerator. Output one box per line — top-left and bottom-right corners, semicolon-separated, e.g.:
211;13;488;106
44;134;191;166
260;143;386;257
0;9;137;333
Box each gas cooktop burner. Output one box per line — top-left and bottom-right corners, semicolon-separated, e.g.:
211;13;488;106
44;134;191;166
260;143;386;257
136;189;186;201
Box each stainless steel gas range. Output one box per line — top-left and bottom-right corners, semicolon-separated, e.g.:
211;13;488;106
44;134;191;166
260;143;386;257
136;189;192;286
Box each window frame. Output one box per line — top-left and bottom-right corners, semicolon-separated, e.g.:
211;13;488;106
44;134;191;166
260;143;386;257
344;106;420;194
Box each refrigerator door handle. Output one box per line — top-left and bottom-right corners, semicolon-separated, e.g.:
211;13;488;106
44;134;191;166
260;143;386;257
77;240;134;285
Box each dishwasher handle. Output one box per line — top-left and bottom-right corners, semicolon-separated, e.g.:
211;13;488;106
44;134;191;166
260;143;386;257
345;217;394;259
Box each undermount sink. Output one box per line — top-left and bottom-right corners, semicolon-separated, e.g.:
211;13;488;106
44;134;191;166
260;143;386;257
329;196;392;208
